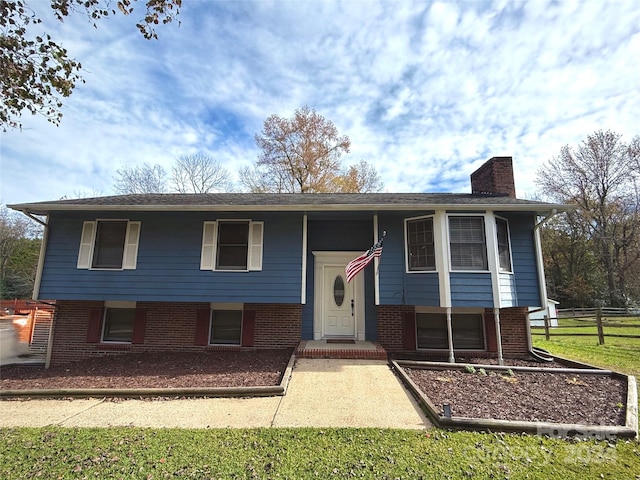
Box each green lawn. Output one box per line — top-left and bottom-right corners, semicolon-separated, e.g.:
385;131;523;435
1;427;639;479
532;317;640;380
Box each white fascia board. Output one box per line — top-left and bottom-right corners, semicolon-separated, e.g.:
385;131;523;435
9;202;573;215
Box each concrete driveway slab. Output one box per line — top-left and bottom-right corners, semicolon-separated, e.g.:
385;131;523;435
272;359;430;429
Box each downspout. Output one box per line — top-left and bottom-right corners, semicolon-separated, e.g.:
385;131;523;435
27;213;49;301
529;209;559;362
22;211;55;368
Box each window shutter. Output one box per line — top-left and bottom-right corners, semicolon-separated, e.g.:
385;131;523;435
123;221;141;270
403;311;417;351
77;221;96;269
248;221;264;271
241;310;256;347
194;309;211;345
132;308;147;344
200;222;217;270
86;308;104;343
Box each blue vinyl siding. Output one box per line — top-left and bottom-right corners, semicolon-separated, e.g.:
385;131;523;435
302;219;376;340
498;212;541;307
39;211;303;303
377;214;406;304
405;274;440;305
450;273;494;306
377;213;440;306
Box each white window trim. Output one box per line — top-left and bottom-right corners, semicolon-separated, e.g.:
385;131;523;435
415;307;487;351
101;301;137;344
447;214;490;273
208;303;244;346
404;214;437;274
77;219;141;271
495;216;514;274
200;220;264;272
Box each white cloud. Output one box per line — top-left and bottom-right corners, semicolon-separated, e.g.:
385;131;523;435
2;0;640;205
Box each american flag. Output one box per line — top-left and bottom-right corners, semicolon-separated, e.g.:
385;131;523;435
345;233;385;283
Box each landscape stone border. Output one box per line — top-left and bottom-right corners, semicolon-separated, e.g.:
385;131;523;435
0;350;297;399
392;358;638;439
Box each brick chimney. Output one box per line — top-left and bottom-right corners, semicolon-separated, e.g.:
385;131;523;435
470;156;516;198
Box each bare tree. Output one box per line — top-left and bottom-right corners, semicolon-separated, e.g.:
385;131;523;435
242;106;351;193
335;160;384;193
536;130;640;307
113;163;167;194
170;154;234;193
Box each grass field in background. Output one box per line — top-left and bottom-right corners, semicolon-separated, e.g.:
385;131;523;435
532;317;640;380
1;427;638;479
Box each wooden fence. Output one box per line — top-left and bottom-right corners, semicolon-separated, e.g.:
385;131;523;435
530;307;640;345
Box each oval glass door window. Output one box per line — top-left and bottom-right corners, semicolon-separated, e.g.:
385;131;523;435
333;275;345;306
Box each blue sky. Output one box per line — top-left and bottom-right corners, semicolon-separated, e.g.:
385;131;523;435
2;0;639;205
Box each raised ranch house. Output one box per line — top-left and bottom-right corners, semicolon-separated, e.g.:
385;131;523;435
9;157;567;366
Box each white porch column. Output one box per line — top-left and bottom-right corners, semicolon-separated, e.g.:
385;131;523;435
446;307;455;363
494;308;504;365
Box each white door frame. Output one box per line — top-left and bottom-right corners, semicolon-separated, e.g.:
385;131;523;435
312;251;366;340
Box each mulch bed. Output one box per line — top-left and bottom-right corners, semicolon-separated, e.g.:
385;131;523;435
1;351;630;429
0;350;293;390
403;363;628;426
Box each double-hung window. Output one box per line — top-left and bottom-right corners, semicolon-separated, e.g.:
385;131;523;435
448;216;487;270
200;220;264;271
496;218;513;272
77;220;141;270
405;217;435;271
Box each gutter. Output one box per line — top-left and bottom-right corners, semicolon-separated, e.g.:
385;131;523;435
8;202;572;215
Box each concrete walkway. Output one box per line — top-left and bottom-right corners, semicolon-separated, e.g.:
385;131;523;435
0;359;430;429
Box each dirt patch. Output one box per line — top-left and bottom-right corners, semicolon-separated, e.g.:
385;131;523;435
0;350;293;390
404;366;627;426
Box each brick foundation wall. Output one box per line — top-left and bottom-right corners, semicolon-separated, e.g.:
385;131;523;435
376;305;415;352
246;303;302;348
50;300;302;365
490;307;530;358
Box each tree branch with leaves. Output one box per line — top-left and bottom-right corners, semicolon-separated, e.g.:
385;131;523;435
1;0;181;130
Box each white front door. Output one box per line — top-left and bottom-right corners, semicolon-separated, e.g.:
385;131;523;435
313;251;366;341
323;266;355;337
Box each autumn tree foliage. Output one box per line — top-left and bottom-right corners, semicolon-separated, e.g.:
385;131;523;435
1;0;181;130
241;106;383;193
536;130;640;307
